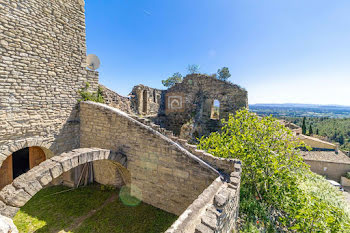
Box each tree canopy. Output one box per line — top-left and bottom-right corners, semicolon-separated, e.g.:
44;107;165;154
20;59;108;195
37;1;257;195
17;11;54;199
217;67;231;81
198;109;350;232
161;72;183;88
187;64;200;74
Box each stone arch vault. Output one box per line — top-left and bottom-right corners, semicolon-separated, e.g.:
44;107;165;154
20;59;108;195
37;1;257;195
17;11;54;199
0;148;126;218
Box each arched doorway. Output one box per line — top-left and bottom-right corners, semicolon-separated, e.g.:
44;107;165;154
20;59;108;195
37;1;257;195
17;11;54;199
0;146;46;189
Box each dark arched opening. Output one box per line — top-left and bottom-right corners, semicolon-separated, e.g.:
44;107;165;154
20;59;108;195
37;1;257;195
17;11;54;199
0;146;46;189
142;90;148;113
12;147;30;179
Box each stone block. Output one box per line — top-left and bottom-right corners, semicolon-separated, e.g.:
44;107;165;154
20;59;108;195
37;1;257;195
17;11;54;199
0;199;19;219
0;185;32;208
195;223;214;233
0;215;19;233
12;174;42;196
201;210;218;230
214;188;230;208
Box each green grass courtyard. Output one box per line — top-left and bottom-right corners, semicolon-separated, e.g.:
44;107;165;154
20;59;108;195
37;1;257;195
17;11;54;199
13;185;177;233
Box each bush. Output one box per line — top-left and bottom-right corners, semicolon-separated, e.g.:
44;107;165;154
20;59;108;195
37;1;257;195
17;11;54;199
78;82;104;103
198;109;350;232
346;172;350;180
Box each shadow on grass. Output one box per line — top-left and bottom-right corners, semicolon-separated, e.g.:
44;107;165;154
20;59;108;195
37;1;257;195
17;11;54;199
13;185;178;233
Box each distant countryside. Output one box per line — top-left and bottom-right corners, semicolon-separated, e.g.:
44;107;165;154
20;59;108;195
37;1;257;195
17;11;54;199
250;104;350;151
250;103;350;118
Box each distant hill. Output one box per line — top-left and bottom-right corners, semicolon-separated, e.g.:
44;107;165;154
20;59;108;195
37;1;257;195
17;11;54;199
249;103;350;118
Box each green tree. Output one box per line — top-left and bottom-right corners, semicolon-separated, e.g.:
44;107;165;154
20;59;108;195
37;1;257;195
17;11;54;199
187;64;200;74
198;109;350;232
217;67;231;81
199;109;307;202
308;124;313;135
161;72;183;88
302;117;307;135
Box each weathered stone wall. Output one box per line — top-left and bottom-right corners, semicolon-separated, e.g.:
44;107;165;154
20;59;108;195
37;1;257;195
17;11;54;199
0;0;98;166
298;135;336;150
166;164;241;233
130;85;164;116
80;101;219;215
162;74;248;137
100;85;134;114
304;159;350;182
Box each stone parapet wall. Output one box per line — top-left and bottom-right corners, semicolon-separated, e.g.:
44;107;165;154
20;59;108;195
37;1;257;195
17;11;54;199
100;85;133;114
166;164;241;233
79;101;219;215
0;0;96;163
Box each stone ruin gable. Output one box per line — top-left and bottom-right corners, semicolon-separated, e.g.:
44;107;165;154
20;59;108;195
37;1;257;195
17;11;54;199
99;84;134;114
130;84;164;116
161;74;248;137
79;101;220;215
0;0;98;161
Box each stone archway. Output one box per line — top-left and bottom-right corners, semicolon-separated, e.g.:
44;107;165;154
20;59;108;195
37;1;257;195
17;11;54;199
0;138;54;167
0;148;128;219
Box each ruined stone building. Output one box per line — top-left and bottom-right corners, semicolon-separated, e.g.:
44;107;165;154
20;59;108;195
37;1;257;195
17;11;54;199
0;0;246;232
118;75;248;141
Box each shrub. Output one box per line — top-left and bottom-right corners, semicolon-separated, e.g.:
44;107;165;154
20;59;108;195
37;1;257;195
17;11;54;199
198;109;350;232
78;82;104;103
346;172;350;179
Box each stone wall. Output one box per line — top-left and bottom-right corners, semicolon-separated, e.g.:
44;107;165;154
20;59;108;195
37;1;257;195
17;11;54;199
166;164;241;233
100;85;133;114
304;159;350;182
299;135;336;150
0;0;97;166
162;74;248;137
79;101;220;215
130;84;164;116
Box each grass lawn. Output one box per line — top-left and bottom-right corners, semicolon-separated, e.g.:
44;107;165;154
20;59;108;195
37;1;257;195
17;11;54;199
13;185;178;233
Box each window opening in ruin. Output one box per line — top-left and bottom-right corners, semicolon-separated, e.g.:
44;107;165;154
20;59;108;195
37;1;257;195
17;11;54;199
211;100;220;120
12;147;30;179
142;90;148;113
153;90;157;103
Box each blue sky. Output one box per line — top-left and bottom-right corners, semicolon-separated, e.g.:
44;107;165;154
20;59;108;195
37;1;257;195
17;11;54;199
85;0;350;105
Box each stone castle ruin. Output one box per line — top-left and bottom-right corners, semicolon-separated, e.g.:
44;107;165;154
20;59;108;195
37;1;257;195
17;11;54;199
109;75;248;141
0;0;247;232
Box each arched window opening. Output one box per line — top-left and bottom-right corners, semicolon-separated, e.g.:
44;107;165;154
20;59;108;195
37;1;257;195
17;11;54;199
153;90;157;103
211;100;220;120
142;90;148;113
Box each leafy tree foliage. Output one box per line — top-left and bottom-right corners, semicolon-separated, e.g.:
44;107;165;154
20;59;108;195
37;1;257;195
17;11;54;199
217;67;231;81
198;109;350;232
187;64;200;74
161;72;183;88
